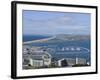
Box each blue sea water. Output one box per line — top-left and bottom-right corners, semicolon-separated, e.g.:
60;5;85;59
23;35;50;42
23;35;91;63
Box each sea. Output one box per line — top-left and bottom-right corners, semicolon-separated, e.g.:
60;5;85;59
23;35;50;41
23;35;91;63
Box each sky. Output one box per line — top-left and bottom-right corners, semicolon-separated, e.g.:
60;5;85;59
22;10;91;36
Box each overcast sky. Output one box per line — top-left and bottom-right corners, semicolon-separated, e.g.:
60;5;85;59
22;10;90;35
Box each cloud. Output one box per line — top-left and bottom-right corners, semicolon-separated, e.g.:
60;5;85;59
23;11;90;35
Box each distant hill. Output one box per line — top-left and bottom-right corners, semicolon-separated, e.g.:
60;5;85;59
55;34;90;41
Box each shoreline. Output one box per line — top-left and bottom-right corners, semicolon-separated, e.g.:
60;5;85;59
23;36;56;44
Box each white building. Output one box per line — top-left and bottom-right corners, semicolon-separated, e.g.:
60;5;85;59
29;58;44;67
23;46;31;54
58;58;76;67
76;57;86;65
23;47;52;68
58;57;87;67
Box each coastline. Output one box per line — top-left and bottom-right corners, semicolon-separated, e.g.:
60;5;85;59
23;36;56;44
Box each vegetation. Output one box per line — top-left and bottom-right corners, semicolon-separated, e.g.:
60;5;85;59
72;64;89;67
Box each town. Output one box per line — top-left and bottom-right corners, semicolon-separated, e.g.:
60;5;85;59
22;45;90;69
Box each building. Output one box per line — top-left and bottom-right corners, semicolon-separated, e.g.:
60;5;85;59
58;57;87;67
23;45;31;54
29;58;44;68
76;57;86;65
66;58;76;66
30;50;51;67
23;46;52;68
58;58;76;67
